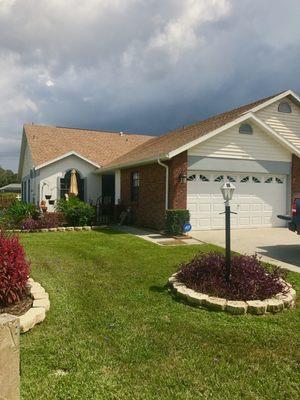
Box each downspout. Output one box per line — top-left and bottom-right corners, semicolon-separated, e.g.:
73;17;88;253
157;158;169;210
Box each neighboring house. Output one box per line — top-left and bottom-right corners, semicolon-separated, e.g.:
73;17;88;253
0;183;21;193
18;89;300;231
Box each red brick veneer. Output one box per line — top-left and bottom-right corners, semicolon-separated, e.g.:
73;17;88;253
120;152;187;230
292;154;300;200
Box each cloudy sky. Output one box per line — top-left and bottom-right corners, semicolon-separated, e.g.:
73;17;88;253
0;0;300;170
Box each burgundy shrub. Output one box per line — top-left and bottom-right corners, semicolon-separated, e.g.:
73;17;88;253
21;218;39;231
37;212;65;228
177;252;287;301
0;231;30;306
21;212;65;230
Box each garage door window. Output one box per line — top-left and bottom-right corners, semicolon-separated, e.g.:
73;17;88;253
252;176;261;183
227;176;236;182
240;176;250;183
265;177;273;183
187;174;196;181
214;175;224;182
199;175;210;182
276;177;284;184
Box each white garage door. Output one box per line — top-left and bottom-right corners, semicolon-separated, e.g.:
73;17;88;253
187;171;287;230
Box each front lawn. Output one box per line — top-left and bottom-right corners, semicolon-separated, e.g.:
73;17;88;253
20;229;300;400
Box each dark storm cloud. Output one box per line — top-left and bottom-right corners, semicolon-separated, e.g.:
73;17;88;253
0;0;299;169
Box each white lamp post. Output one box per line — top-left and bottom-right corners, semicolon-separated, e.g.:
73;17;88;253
220;182;236;281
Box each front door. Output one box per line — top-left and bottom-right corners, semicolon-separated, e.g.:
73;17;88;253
102;174;115;203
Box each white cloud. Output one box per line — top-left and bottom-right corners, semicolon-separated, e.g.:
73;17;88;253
46;79;54;87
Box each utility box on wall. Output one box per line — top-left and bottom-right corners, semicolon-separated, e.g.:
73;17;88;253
0;314;20;400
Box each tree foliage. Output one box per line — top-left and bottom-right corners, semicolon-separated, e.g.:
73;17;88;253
0;165;19;188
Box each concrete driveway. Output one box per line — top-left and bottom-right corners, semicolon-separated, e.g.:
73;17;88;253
192;228;300;273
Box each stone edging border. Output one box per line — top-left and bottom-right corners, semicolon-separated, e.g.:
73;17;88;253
168;273;296;315
7;225;104;234
19;278;50;333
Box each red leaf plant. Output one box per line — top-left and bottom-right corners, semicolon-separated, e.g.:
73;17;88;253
177;252;288;301
0;230;30;307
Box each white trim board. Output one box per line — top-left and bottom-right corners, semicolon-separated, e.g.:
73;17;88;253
35;151;101;170
245;90;300;115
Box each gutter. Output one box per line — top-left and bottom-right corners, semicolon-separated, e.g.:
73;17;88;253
157;158;169;210
95;154;170;174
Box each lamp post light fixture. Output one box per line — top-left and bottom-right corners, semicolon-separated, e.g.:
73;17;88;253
220;182;236;282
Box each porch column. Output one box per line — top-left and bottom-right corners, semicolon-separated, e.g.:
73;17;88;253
115;169;121;205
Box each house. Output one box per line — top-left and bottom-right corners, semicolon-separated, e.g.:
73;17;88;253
18;89;300;231
0;183;21;193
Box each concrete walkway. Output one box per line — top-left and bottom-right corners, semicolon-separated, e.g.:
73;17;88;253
114;225;201;246
192;228;300;273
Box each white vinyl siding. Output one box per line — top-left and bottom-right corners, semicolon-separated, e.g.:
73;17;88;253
188;124;291;162
256;98;300;151
21;139;34;178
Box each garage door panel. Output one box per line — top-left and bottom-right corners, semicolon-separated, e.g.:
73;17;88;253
211;217;225;228
187;171;287;230
197;204;211;212
239;204;250;211
213;203;224;212
238;217;250;226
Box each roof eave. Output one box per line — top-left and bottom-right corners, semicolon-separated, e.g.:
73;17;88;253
95;154;170;173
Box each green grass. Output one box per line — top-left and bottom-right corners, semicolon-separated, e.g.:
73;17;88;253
20;229;300;400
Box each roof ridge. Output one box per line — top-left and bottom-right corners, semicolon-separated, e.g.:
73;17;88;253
23;123;154;138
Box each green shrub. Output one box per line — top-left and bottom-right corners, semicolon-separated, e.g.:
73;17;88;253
165;209;190;236
3;201;40;228
56;197;95;226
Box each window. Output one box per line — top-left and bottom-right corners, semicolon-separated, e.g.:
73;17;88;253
278;101;292;113
275;177;284;184
214;175;224;182
60;169;85;201
265;177;273;183
199;175;209;182
252;176;261;183
131;171;139;202
227;176;236;182
187;174;196;181
22;181;26;201
239;123;253;134
27;179;31;202
240;176;249;183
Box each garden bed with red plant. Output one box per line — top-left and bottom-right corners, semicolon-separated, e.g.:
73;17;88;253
0;295;33;316
169;252;296;315
177;252;287;301
0;231;30;303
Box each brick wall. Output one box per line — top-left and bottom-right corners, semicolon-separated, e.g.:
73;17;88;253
120;152;187;230
292;154;300;199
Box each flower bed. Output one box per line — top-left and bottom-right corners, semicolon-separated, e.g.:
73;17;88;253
7;225;103;233
0;231;49;331
168;252;296;315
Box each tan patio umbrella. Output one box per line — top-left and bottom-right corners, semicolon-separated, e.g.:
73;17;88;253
69;169;78;197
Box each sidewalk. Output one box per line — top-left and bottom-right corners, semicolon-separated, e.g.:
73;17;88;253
113;225;202;246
